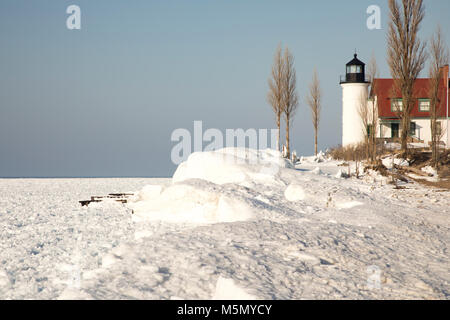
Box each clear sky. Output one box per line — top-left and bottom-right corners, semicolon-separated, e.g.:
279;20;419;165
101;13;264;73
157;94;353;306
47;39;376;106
1;0;449;177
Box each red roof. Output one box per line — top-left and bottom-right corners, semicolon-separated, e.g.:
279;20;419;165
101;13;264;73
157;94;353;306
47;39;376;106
374;66;449;119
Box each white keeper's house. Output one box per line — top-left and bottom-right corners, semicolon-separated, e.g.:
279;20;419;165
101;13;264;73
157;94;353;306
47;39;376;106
340;53;450;148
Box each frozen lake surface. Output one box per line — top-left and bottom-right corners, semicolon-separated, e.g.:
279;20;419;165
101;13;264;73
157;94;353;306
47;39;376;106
0;178;168;299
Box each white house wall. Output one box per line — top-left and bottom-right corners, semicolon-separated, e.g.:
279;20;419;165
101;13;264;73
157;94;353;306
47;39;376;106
377;118;449;147
443;119;449;147
378;123;391;138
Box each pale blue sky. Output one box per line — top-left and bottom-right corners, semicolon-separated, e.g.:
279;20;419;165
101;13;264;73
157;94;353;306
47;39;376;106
1;0;449;177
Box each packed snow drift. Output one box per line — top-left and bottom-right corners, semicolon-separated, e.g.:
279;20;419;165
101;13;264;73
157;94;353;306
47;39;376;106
0;148;449;299
129;148;291;224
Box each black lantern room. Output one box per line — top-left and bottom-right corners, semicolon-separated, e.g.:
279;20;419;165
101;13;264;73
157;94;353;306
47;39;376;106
340;53;368;83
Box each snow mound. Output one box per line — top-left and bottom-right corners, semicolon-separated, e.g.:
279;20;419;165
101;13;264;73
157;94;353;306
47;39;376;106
312;167;322;175
315;151;327;163
284;184;306;202
131;185;163;202
299;151;328;164
212;277;258;300
129;184;254;224
129;148;295;224
336;201;364;210
421;166;437;176
173;148;292;185
382;156;409;169
364;169;389;184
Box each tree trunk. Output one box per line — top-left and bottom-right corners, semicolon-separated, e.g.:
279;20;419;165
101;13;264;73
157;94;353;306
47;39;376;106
366;138;369;160
371;131;376;163
285;115;290;158
276;112;281;152
400;117;409;155
431;120;436;168
314;130;318;156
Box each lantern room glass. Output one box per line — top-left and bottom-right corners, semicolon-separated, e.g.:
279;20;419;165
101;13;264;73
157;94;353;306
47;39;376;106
347;65;362;73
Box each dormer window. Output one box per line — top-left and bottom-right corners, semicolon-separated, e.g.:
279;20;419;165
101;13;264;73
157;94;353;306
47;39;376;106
391;99;403;112
419;99;430;112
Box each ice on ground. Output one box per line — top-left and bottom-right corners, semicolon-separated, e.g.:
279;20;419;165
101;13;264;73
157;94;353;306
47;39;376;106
129;183;254;224
299;151;328;164
284;184;306;202
382;156;409;169
212;277;258;300
0;270;10;288
335;169;345;179
101;253;118;268
421;166;437;177
336;201;364;210
130;185;163;202
57;287;92;300
363;169;389;185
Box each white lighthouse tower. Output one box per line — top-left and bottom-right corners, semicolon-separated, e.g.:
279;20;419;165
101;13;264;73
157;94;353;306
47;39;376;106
340;53;370;147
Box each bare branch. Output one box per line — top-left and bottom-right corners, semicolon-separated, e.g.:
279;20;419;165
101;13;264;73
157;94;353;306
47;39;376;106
428;25;449;168
387;0;427;154
282;47;299;158
267;43;284;151
306;68;321;156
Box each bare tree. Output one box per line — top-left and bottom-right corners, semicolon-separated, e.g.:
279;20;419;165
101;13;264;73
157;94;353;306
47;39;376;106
267;44;284;151
357;91;370;159
282;47;299;159
306;68;321;156
387;0;427;155
428;26;449;169
367;55;380;162
357;55;379;162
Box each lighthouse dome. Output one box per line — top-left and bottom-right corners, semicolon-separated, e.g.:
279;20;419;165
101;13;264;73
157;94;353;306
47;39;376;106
341;53;368;83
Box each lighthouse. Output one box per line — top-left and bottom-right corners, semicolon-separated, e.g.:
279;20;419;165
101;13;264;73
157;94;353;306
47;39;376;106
340;53;370;147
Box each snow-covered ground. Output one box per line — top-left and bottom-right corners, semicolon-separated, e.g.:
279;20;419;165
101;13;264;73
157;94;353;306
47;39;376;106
0;149;449;300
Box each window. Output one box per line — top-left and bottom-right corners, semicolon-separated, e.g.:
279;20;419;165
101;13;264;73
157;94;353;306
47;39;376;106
436;122;442;136
391;123;399;138
391;99;403;112
347;65;362;74
419;99;430;112
409;122;416;137
347;65;361;73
